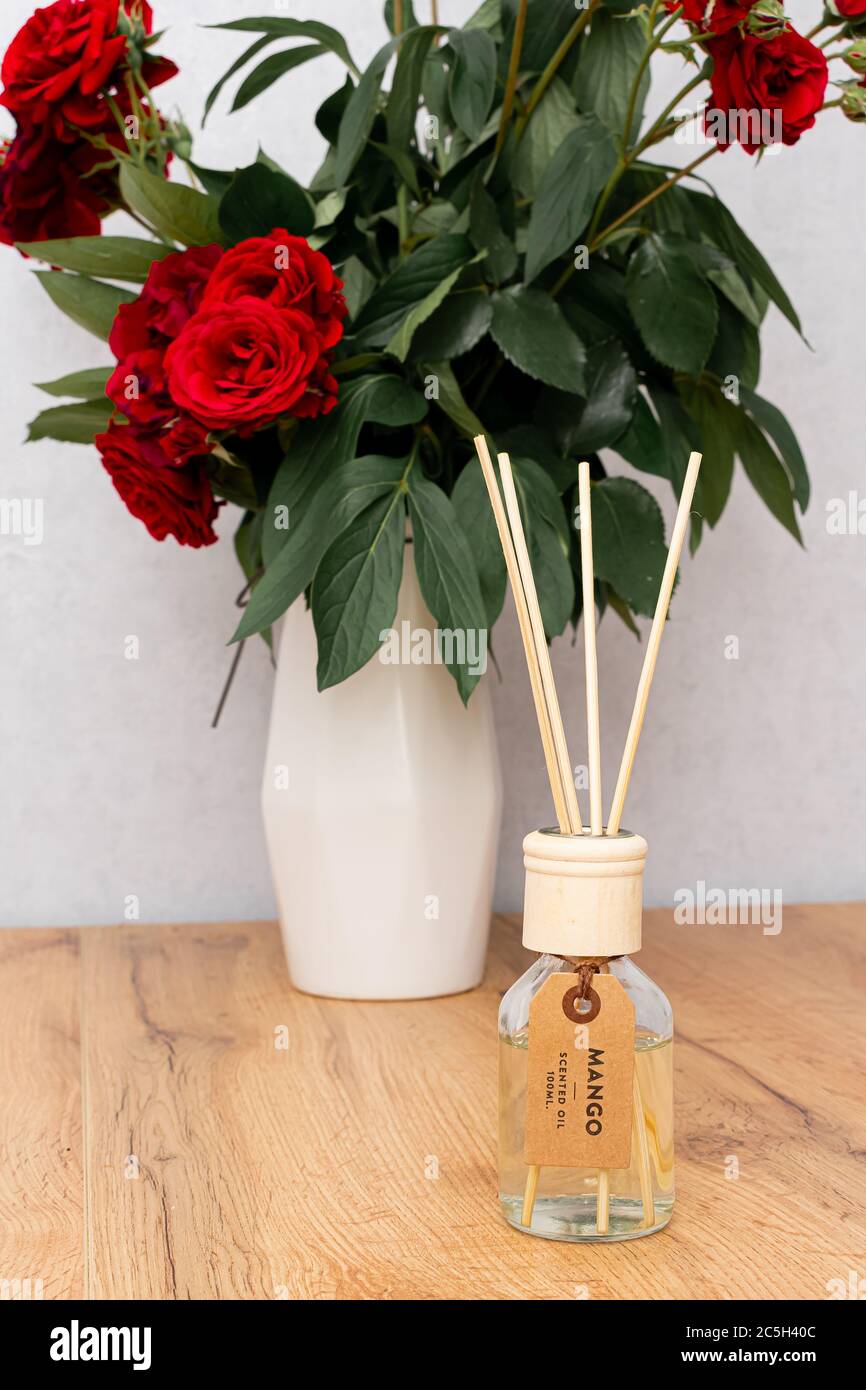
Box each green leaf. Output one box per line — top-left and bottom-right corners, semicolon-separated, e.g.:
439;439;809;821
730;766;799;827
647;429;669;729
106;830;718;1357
466;0;503;34
614;392;668;479
119;164;223;248
410;291;493;361
407;470;488;704
261;373;427;568
512;77;579;200
234;508;265;582
370;141;421;196
207;17;358;76
386;0;420;32
231;44;326;111
34;273;135;340
237;451;416;641
203;34;271;123
424;360;486;438
569;339;636;453
625;232;717;373
449;27;497;141
36;366;111;399
335;37;400;186
509;0;577;71
26;398;112;444
685;190;802;337
645;385;704;552
387;26;442;150
739;386;809;511
313;188;348;229
353;234;475;346
452;457;507;627
490;286;587;393
512;457;574;638
687;241;762;328
17;236;173;283
591;477;671;617
384;253;483;361
187;163;234;199
218;163;314;241
707;297;760;391
735;412;803;543
313;467;408;689
676;379;738;527
525;115;618;283
207;451;258;509
469;178;517;284
498;424;578;493
574;12;649;141
341;256;377;320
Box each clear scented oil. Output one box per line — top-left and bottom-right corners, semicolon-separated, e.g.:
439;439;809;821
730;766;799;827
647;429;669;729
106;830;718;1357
498;828;675;1242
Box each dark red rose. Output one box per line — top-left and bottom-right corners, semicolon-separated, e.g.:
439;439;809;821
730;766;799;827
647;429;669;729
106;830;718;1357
833;0;866;15
202;230;348;350
165;297;338;432
109;244;223;357
666;0;756;34
0;0;176;140
707;28;829;152
0;126;109;245
123;415;213;468
97;420;219;547
158;415;213;465
107;348;173;425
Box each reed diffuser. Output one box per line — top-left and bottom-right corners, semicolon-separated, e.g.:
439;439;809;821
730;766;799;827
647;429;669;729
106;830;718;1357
474;437;702;1242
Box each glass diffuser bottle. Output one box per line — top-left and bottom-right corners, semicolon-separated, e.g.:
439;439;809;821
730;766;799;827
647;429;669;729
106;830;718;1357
498;827;675;1242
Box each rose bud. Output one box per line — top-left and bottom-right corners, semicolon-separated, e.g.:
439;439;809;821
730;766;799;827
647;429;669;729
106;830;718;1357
841;82;866;121
745;0;788;38
843;41;866;76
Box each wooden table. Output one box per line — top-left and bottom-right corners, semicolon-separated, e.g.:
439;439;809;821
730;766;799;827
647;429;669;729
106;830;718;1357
1;907;864;1300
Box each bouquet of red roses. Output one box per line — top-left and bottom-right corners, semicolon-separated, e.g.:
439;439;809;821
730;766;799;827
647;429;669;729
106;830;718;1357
3;0;863;700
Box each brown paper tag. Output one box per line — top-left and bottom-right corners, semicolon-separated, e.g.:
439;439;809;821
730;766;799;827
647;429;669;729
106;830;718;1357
523;973;635;1169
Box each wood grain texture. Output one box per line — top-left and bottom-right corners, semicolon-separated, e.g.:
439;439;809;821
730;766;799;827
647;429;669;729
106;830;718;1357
3;907;866;1299
0;930;83;1299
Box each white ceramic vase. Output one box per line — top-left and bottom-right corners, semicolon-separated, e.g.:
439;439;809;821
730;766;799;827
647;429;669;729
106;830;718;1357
261;546;503;999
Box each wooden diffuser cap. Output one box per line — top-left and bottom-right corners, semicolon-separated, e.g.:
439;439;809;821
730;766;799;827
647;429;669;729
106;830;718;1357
522;828;648;958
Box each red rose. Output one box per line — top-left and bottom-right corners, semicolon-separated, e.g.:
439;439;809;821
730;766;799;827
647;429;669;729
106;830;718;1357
125;415;213;468
109;244;223;357
0;0;176;140
0;126;109;244
202;230;348;350
666;0;756;34
107;348;173;425
97;420;219;547
165;297;338;432
707;28;829;152
832;0;866;15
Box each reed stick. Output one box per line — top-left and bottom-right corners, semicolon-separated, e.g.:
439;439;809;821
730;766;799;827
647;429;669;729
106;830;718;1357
596;1170;610;1235
607;452;703;835
578;462;611;1233
632;1071;656;1228
474;443;581;1229
521;1161;540;1228
578;461;603;837
473;437;570;831
497;452;583;836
